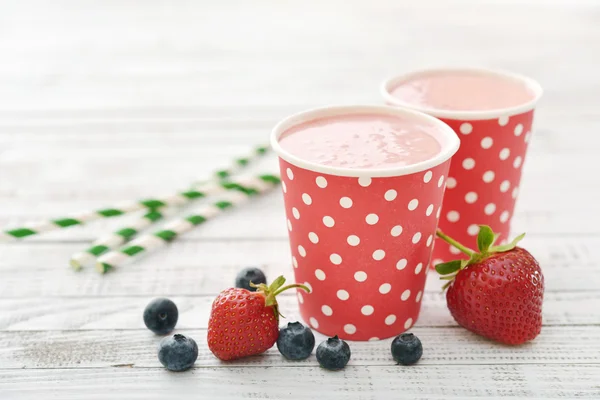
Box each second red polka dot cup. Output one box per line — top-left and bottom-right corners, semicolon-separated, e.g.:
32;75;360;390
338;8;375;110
270;105;460;341
381;68;543;267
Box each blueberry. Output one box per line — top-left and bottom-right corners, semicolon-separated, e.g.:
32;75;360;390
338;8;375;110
235;267;267;291
277;322;315;360
391;332;423;365
316;335;351;371
158;334;198;372
143;298;178;335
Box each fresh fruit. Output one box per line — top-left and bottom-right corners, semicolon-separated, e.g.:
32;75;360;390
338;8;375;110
158;334;198;372
207;276;309;361
435;225;544;345
316;336;351;371
143;298;179;335
277;322;315;360
235;267;267;292
391;333;423;365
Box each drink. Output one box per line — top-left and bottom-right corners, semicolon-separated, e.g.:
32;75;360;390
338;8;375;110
381;68;543;266
271;105;460;341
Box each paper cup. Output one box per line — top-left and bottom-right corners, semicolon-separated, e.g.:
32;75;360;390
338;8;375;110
381;68;543;266
270;105;460;340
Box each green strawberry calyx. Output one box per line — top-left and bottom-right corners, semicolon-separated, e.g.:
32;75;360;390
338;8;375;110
250;275;310;320
435;225;525;289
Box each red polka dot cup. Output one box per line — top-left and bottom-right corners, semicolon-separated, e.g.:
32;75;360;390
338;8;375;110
270;105;460;341
381;68;543;267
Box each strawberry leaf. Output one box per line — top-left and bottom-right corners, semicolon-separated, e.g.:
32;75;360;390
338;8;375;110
268;276;286;293
435;260;462;275
490;232;526;253
477;225;495;253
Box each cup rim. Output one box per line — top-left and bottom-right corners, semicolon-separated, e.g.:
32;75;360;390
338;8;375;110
270;104;460;178
380;67;543;120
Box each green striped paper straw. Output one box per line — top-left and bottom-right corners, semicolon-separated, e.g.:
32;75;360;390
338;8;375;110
0;173;276;242
96;174;280;273
211;145;269;181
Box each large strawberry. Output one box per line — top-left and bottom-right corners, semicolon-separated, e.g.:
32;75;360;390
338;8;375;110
207;276;309;361
435;225;544;345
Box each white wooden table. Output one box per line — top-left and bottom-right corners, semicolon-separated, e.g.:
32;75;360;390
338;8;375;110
1;1;599;398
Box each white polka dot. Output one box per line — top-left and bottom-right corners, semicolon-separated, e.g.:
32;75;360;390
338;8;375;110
467;224;479;236
462;158;475;170
337;290;350;301
465;192;478;203
416;291;423;302
298;292;304;304
315;269;326;281
396;259;408;270
483;171;495;183
412;232;422;244
401;289;411;301
358;177;371;187
354;271;367;282
513;156;523;168
292;207;300;219
308;232;319;244
309;317;319;328
304;282;313;294
347;235;360;246
321;305;333;316
298;245;306;257
343;324;356;334
302;193;312;205
447;244;461;254
436;207;441;219
498;115;509;126
391;225;403;237
426;204;434;216
499;148;510;160
514;123;524;136
361;305;374;316
460;122;473;134
446;210;460;222
408;199;419;211
340;196;353;208
446;177;457;189
426;234;433;247
423;171;433;183
384;189;397;201
484;203;496;215
286;168;294;180
500;210;510;223
414;263;423;274
316;176;328;188
379;283;391;294
372;249;386;261
323;216;335;227
481;137;493;149
292;256;298;268
512;187;519;199
287;219;292;231
524;132;531;143
366;213;379;225
500;180;511;192
404;318;414;329
385;315;397;325
330;253;342;265
282;181;287;193
438;175;445;188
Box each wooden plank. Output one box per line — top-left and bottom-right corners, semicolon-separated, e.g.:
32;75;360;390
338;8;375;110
1;364;598;399
0;326;598;369
0;291;597;331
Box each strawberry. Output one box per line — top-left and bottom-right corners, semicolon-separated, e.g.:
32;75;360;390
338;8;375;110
207;276;309;361
435;225;544;345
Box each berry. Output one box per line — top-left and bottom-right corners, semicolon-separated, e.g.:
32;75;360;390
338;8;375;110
316;336;351;371
143;298;178;335
158;334;198;371
235;267;267;292
435;225;544;345
391;333;423;365
277;322;315;360
207;276;309;361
